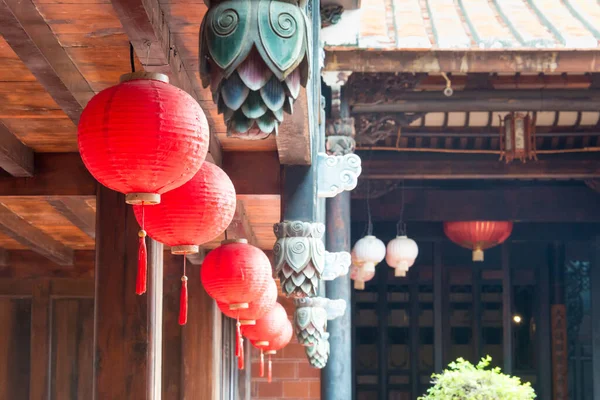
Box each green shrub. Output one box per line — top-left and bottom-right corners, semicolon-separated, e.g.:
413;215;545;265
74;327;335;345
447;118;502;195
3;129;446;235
419;356;536;400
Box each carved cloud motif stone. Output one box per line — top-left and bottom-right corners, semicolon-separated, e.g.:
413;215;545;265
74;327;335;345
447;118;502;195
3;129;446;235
317;153;362;198
273;221;325;298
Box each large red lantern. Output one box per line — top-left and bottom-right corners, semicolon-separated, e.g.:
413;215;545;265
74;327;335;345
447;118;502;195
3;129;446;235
78;73;209;202
444;221;513;261
78;72;210;297
134;162;236;324
251;319;293;382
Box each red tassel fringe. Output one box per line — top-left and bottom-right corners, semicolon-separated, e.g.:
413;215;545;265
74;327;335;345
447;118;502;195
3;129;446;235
238;337;244;370
268;355;272;383
178;276;188;325
136;231;147;295
260;350;264;377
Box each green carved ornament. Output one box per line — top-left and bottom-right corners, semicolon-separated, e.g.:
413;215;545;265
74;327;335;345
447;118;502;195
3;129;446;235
200;0;311;139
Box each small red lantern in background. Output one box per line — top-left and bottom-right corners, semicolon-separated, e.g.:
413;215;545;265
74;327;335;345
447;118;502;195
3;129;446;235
242;302;289;378
251;319;293;382
78;72;210;296
444;221;513;261
202;239;273;368
134;162;236;324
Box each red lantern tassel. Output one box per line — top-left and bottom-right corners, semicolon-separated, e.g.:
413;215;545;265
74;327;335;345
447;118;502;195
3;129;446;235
235;320;242;357
136;230;147;295
238;337;244;370
260;350;265;377
268;355;272;383
178;276;188;325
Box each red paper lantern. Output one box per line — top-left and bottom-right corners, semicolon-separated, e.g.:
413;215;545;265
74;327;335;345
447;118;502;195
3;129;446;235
217;278;277;325
201;239;272;309
242;302;289;343
78;72;209;203
251;319;293;382
134;162;236;252
444;221;513;261
78;72;210;297
134;162;236;325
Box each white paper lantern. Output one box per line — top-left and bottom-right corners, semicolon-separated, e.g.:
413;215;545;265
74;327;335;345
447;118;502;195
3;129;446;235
386;235;419;277
351;235;386;273
350;265;375;290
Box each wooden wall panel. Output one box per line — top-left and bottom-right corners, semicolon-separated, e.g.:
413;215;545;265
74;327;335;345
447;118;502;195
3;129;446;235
51;298;94;400
0;298;31;400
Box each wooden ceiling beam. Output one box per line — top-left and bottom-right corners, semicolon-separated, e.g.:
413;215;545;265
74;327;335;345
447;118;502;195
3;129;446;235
109;0;223;166
226;202;258;247
352;185;600;222
0;122;33;177
0;203;73;265
361;153;600;180
325;50;600;74
0;0;94;124
351;90;600;112
47;197;96;239
0;152;281;196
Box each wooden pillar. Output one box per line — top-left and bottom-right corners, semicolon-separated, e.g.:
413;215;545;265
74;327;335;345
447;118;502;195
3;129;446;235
433;242;444;372
93;184;163;400
501;244;513;374
592;236;600;399
322;68;354;400
549;242;568;400
323;191;352;400
536;243;552;400
181;261;222;400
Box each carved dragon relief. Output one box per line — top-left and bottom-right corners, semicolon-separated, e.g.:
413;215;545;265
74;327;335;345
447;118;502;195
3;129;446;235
354;113;425;145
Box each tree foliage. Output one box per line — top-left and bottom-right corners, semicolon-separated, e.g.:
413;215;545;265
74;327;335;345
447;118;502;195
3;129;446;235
419;356;536;400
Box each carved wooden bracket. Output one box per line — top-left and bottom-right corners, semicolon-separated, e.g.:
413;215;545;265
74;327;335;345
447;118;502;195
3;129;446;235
354;112;425;145
273;221;325;298
321;4;343;27
322;250;351;280
317;152;362;197
199;0;310;139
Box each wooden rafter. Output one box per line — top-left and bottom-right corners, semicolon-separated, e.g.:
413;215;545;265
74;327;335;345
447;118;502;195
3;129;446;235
0;121;33;177
109;0;223;166
0;203;73;265
0;153;281;197
0;0;94;124
47;197;96;239
361;153;600;180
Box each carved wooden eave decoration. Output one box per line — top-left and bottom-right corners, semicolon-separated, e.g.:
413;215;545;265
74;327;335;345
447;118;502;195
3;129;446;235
199;0;311;139
348;73;424;104
320;4;343;28
354;113;425;145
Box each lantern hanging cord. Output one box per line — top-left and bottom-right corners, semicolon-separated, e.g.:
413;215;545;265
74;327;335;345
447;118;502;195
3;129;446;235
396;180;406;236
364;148;374;236
129;42;135;73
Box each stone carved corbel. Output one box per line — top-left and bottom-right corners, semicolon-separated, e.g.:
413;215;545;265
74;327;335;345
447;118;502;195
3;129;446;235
305;333;330;369
199;0;311;139
322;251;350;280
273;221;325;298
324;298;347;320
316;152;362;198
294;297;328;346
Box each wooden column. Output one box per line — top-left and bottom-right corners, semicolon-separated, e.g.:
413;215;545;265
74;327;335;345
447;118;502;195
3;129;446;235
322;69;354;400
93;185;163;400
323;191;352;400
181;261;222;400
592;236;600;399
501;244;512;374
550;242;568;400
433;242;444;372
536;244;552;400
